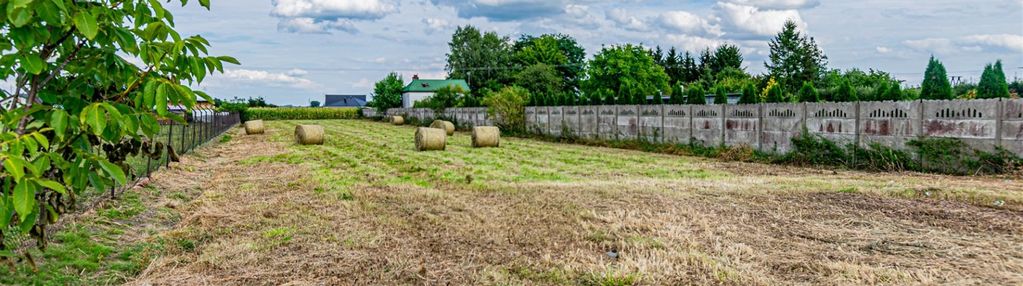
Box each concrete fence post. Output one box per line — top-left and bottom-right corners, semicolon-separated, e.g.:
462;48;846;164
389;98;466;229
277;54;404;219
757;104;764;151
688;105;694;143
719;104;726;145
660;104;665;142
996;98;1004;148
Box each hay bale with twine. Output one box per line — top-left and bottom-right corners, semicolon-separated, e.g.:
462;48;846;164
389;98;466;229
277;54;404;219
244;120;265;135
472;126;501;148
391;116;405;125
430;120;455;135
294;125;325;145
415;127;447;151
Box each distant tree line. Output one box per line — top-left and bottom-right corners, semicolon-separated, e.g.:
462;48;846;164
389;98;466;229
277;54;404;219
367;20;1020;111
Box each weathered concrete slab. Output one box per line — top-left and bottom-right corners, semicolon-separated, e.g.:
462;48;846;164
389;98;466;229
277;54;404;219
761;103;804;153
579;106;599;138
807;102;857;146
535;107;550;135
724;104;759;148
616;105;640;139
860;100;921;149
691;105;723;146
598;105;617;140
1002;98;1023;156
549;106;564;136
921;99;1000;151
640;105;663;142
563;106;581;136
525;107;537;132
663;104;691;144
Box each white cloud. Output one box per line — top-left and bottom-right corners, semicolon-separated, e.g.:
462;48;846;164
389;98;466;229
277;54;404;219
961;34;1023;52
904;34;1022;54
665;34;724;52
286;68;309;77
564;4;603;29
220;69;318;89
876;46;892;53
422;18;451;34
717;2;805;38
607;8;648;32
658;11;722;36
271;0;396;33
352;78;374;88
431;0;566;21
723;0;819;10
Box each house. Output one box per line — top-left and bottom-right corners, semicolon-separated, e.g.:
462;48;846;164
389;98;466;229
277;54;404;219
324;94;367;107
401;75;470;108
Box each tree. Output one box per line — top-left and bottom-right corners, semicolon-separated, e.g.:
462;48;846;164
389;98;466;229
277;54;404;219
0;0;236;262
446;26;513;93
368;72;404;111
513;34;586;93
664;48;684;85
582;44;671;105
310;101;321;107
483;86;530;132
798;82;820;102
765;20;828;92
415;85;466;111
712;44;744;73
765;83;787;103
714;86;729;104
669;85;684;104
686;85;707;105
515;64;563;102
920;56;954;100
834;79;858;102
739;83;759;104
680;51;701;84
871;81;888;102
977;60;1010;99
884;82;904;101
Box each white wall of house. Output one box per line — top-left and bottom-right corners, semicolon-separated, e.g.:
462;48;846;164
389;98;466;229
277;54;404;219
402;92;434;108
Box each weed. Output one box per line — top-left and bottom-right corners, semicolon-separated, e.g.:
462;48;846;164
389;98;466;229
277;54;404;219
219;134;233;143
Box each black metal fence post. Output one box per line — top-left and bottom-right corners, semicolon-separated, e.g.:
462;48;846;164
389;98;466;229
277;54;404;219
166;119;174;168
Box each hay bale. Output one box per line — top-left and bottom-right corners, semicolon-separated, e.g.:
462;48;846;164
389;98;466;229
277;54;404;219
244;120;265;135
430;120;455;135
415;127;447;151
391;116;405;125
294;125;325;145
471;126;501;148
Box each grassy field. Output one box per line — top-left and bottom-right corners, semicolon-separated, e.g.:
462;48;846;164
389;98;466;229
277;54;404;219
12;119;1020;285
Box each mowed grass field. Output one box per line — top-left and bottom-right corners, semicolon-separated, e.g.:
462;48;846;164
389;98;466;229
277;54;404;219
121;119;1022;285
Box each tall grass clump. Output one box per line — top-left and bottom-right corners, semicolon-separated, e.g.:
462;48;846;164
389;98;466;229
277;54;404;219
246;108;359;120
908;138;1022;175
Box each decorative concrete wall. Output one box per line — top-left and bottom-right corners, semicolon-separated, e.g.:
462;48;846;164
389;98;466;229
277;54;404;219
387;98;1023;156
761;103;804;153
724;104;760;147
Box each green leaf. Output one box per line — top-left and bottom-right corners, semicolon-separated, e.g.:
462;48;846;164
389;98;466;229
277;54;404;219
7;7;33;27
34;179;67;195
21;54;44;75
199;0;211;9
13;180;36;220
50;0;66;11
156;83;169;115
73;11;99;40
81;103;106;135
50;109;68;139
97;159;127;185
31;132;49;149
4;157;26;181
0;198;13;227
18;211;36;233
217;56;240;65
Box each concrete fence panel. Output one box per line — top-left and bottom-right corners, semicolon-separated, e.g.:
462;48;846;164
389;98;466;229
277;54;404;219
663;104;692;145
691;104;724;146
563;106;581;136
598;106;617;140
922;99;1000;151
579;106;599;139
761;103;805;153
549;106;564;136
806;102;857;146
1002;98;1023;155
616;105;640;139
640;105;663;142
724;104;760;148
525;107;537;132
536;107;550;135
860;100;921;149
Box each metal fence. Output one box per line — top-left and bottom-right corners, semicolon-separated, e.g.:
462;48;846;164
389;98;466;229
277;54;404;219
116;107;240;197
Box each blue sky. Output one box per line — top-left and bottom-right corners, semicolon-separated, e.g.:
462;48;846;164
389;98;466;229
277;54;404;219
162;0;1023;106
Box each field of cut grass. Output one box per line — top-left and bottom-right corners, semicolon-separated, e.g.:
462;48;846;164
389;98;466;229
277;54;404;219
14;119;1020;285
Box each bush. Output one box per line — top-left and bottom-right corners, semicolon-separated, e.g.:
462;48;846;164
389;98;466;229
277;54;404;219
909;138;1022;175
484;86;530;133
246;108;359;120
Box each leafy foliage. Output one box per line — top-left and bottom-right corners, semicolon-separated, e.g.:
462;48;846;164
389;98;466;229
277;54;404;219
310;101;320;108
483;86;530;133
739;83;759;104
977;60;1010;99
765;20;828;92
582;44;671;104
0;0;236;263
714;86;728;104
245;108;359;120
797;82;820;102
368;72;404;111
513;34;586;93
686;85;706;105
920;56;954;100
446;26;513;93
414;85;468;111
515;63;564;104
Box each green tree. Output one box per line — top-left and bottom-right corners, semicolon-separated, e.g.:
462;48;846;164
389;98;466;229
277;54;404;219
765;20;828;91
714;86;729;104
920;56;954;100
446;26;513;93
739;83;759;104
765;83;786;103
834;79;859;102
582;44;671;105
483;86;530;132
798;82;820;102
977;60;1010;99
686;85;707;105
513;34;586;93
515;63;563;102
712;44;744;73
680;51;701;84
884;82;904;101
0;0;236;260
310;101;321;107
415;85;466;111
871;81;888;102
368;72;404;111
663;48;684;85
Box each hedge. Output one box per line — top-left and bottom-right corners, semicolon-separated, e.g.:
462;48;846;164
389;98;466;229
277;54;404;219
245;107;360;120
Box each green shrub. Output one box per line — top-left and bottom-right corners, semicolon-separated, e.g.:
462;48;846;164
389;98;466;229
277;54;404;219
782;132;849;166
246;108;359;120
909;138;1022;175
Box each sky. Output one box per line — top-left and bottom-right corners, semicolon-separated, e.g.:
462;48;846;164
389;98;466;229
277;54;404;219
157;0;1023;106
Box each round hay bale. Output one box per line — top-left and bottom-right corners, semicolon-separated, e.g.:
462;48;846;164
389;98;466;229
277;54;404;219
391;116;405;125
415;127;447;151
294;125;325;145
471;126;501;148
244;120;265;135
430;120;455;135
